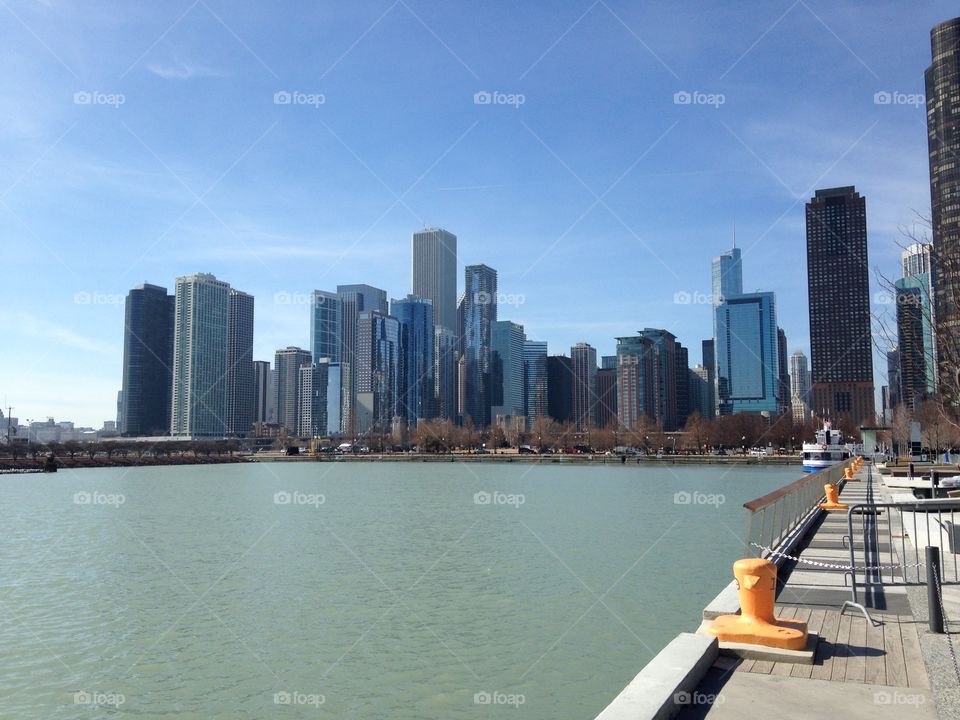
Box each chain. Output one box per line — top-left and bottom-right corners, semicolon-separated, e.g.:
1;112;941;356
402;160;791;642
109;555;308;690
750;543;925;572
931;561;960;686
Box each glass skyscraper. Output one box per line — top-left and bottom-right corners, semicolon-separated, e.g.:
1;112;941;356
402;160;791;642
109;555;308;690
712;246;742;306
462;265;497;427
226;289;255;436
392;295;435;426
491;321;526;421
523;340;548;426
171;273;231;437
310;290;341;363
337;284;388;435
274;346;312;435
355;310;400;436
715;292;781;415
121;283;174;436
616;335;655;429
570;342;598;431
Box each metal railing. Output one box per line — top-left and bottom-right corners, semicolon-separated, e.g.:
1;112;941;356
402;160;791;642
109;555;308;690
743;459;854;559
848;493;960;604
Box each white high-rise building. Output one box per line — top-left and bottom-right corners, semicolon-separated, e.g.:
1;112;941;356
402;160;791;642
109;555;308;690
171;273;231;436
790;350;811;423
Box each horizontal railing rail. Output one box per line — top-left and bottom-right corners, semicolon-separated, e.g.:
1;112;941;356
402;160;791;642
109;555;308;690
744;458;854;559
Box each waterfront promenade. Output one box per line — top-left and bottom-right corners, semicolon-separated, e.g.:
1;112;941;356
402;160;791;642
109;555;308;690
679;464;956;719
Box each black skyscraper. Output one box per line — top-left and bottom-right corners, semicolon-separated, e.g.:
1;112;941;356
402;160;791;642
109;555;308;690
121;284;174;436
805;186;875;425
926;17;960;398
546;355;573;423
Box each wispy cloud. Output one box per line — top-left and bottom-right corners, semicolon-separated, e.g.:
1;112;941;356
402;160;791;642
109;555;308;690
147;60;227;80
0;310;116;354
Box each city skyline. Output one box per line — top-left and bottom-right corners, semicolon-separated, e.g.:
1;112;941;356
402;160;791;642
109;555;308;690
1;3;954;426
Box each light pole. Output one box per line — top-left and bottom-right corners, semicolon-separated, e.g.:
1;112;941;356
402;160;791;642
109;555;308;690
741;435;746;455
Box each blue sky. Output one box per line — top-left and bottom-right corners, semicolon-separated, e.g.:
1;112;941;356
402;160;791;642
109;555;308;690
0;0;951;427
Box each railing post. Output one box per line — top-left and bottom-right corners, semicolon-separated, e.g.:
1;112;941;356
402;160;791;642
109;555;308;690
927;545;945;634
848;506;858;605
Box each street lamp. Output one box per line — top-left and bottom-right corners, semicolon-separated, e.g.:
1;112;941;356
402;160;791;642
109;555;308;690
741;435;747;455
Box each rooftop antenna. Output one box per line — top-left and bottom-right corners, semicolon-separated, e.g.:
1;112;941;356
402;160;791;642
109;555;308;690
732;217;737;249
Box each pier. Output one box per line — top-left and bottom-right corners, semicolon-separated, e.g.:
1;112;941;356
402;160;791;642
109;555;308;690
595;461;960;720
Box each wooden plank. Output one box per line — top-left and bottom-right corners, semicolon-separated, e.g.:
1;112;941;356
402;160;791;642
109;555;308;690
899;617;931;689
865;612;886;685
771;608;811;676
738;659;756;672
845;614;868;683
792;608;827;678
831;613;852;681
884;618;909;688
812;610;842;681
751;659;775;674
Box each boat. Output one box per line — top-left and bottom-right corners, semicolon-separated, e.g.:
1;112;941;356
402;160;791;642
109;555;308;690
801;421;851;473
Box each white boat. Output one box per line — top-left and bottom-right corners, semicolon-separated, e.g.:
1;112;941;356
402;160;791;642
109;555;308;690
801;422;851;473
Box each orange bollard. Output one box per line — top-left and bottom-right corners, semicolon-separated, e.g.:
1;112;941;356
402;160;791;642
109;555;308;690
820;483;848;510
707;558;808;650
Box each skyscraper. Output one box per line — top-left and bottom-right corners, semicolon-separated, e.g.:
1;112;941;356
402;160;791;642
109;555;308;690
712;246;743;306
434;327;458;421
310;290;341;363
570;342;598;431
412;228;457;333
226;289;255;436
595;366;618;429
715;293;781;415
253;360;272;423
274;347;312;434
491;321;526;421
926;18;960;398
790;351;811;423
354;310;400;435
462;265;497;427
298;360;342;437
337;284;388;435
689;365;711;418
170;273;231;437
806;186;875;424
121;283;174;436
616;335;655;430
546;355;573;423
701;339;715;418
636;329;680;430
896;243;937;409
523;340;548;426
675;343;690;428
392;295;435;426
776;328;790;416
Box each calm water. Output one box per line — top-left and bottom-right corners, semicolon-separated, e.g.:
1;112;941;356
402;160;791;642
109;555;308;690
0;461;799;719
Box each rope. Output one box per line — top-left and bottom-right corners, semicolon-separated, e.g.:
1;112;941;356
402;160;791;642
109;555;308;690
749;542;924;572
931;561;960;686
